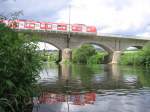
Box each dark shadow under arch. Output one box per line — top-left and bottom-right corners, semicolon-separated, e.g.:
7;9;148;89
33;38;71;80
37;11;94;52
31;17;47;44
122;45;143;51
79;42;114;54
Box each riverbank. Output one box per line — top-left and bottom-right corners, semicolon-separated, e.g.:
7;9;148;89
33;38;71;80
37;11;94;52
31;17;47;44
119;44;150;67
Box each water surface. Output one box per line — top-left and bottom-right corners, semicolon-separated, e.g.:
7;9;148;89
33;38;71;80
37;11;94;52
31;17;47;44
33;64;150;112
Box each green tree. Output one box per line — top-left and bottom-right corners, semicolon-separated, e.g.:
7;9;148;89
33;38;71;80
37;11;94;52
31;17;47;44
87;52;107;64
0;23;42;112
73;44;96;64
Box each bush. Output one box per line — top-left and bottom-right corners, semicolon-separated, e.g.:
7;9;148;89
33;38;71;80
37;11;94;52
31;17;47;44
0;23;42;112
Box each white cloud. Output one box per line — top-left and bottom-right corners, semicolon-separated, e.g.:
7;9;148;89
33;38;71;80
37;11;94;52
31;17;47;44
0;0;68;21
2;0;150;36
136;32;150;39
1;0;150;50
57;0;150;35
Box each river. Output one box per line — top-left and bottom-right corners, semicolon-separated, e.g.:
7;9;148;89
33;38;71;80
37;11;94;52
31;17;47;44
32;63;150;112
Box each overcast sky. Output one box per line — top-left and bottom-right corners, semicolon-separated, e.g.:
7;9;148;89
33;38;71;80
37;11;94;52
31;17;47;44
1;0;150;49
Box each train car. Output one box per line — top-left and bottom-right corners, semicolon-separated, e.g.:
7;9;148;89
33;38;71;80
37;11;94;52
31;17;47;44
71;24;82;32
35;21;46;30
24;20;35;30
51;23;57;31
45;22;52;31
40;22;46;30
71;24;87;33
0;19;97;34
16;20;26;29
0;20;17;29
2;20;9;26
34;22;41;30
56;23;67;31
6;20;18;29
0;19;3;23
86;26;97;33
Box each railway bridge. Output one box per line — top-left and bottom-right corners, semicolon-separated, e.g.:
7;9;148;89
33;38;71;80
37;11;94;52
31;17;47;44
20;30;150;64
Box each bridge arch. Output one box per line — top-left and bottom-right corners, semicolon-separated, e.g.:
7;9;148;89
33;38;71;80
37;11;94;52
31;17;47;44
132;46;143;49
34;41;62;63
36;40;61;50
77;41;114;54
74;41;115;63
121;44;144;51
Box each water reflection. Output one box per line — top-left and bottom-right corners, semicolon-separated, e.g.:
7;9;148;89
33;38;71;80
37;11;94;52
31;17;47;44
39;64;143;91
33;64;150;112
33;92;96;106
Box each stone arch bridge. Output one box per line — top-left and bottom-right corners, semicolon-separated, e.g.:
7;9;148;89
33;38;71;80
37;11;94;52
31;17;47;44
19;30;150;64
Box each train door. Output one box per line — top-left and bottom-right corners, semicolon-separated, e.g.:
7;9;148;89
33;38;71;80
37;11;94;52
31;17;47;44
17;20;25;29
52;23;57;31
82;24;86;33
35;22;40;30
40;22;46;30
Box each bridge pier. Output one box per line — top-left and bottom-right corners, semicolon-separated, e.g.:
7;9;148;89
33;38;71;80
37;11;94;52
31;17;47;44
110;51;122;64
61;48;72;63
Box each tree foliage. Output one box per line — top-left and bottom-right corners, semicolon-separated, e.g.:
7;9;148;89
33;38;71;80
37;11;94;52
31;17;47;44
0;23;42;112
73;44;96;64
72;44;107;64
120;43;150;67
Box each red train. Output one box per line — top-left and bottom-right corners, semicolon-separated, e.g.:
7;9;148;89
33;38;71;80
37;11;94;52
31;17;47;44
0;19;97;34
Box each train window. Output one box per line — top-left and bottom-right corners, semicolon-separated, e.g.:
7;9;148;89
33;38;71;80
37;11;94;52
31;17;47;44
30;24;34;27
57;25;63;28
52;24;57;28
41;24;45;27
47;24;52;28
87;26;96;32
72;24;82;31
35;24;40;27
57;24;67;30
16;23;19;27
25;23;34;27
58;25;62;27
